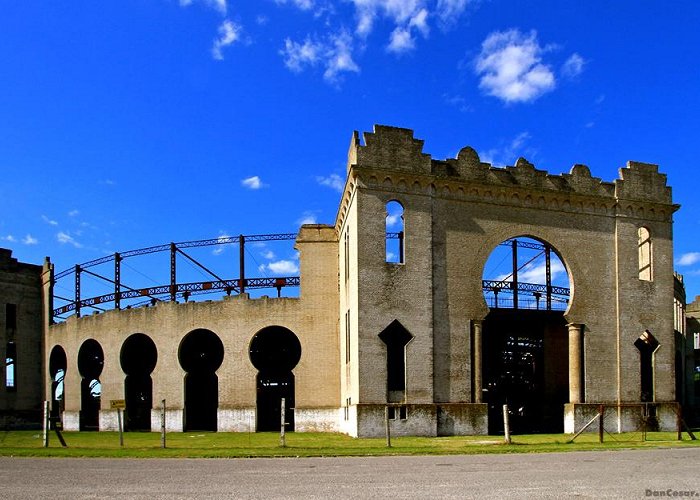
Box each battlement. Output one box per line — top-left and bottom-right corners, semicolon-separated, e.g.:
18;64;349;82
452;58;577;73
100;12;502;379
348;125;675;207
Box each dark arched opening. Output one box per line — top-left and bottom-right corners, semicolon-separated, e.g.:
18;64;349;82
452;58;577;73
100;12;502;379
48;345;67;428
77;339;104;431
635;330;659;402
120;333;157;431
178;329;223;431
378;320;413;403
249;326;301;432
482;236;571;434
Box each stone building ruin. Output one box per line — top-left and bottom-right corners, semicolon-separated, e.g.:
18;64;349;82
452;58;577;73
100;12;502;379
2;125;685;435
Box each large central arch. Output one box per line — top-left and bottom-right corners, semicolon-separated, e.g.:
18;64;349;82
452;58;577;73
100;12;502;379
481;236;573;434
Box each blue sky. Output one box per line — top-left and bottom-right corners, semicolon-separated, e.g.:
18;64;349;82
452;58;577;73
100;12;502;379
2;1;700;306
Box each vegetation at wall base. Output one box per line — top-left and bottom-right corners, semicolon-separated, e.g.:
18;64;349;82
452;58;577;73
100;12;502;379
0;431;698;458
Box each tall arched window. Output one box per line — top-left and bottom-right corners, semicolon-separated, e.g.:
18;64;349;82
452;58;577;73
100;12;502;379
638;227;653;281
386;201;405;264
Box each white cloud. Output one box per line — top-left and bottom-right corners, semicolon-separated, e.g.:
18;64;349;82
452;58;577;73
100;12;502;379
241;176;265;189
323;31;360;82
180;0;227;15
212;233;231;256
262;249;276;260
676;252;700;267
282;31;359;83
275;0;314;9
352;0;426;37
1;235;16;243
281;37;323;72
387;27;415;53
298;211;318;225
68;209;80;217
475;29;556;103
212;19;241;60
386;213;402;227
42;215;58;226
264;259;299;275
479;131;532;167
436;0;469;26
22;234;38;245
443;93;472;113
316;173;345;192
562;53;585;78
57;231;83;248
497;260;566;284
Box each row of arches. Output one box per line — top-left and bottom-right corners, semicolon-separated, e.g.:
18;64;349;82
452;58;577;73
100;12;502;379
48;326;302;432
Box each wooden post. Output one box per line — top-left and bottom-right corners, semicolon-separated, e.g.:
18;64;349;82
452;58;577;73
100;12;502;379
598;404;604;443
280;398;286;448
385;406;392;448
161;399;166;449
117;408;124;447
503;404;511;444
42;401;49;448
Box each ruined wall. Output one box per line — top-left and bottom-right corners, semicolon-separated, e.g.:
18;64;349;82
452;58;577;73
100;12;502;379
46;226;340;432
339;125;678;436
0;249;44;428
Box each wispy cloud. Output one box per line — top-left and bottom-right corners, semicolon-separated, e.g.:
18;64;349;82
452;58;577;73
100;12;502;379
22;234;38;245
316;173;344;192
436;0;469;27
42;215;58;226
241;176;266;189
298;211;318;225
275;0;314;10
386;213;402;227
1;235;16;243
496;260;566;284
212;233;231;255
260;259;299;275
443;93;472;113
480;131;533;167
281;31;359;83
57;231;83;248
677;252;700;267
562;53;585;78
180;0;227;15
212;19;241;60
68;209;80;217
475;29;556;104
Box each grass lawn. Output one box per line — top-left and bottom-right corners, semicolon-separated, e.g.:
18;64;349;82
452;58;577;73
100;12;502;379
0;430;698;458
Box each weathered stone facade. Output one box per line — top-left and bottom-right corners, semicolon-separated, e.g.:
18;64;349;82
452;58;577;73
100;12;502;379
0;249;46;428
41;125;680;436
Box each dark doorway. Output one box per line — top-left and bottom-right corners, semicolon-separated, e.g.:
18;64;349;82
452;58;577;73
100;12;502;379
120;333;158;431
178;329;224;431
378;320;413;402
249;326;301;432
77;339;104;431
48;345;67;428
635;330;659;402
483;309;568;434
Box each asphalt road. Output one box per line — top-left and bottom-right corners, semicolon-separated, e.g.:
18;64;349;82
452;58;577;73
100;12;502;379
1;448;699;499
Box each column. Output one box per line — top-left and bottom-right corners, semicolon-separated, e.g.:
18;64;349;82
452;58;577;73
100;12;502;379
568;323;583;403
472;320;483;403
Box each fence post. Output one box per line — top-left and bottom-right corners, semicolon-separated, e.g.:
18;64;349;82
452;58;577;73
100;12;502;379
598;404;604;443
161;399;166;449
280;398;286;448
42;401;49;448
385;406;392;448
503;405;511;444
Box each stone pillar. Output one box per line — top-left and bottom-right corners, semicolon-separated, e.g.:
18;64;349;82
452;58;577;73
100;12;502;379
472;320;483;403
568;323;583;403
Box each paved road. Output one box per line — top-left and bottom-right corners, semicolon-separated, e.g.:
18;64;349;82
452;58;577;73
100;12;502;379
1;448;699;499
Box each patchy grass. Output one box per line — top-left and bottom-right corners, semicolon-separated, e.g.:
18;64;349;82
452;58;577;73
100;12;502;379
0;430;697;458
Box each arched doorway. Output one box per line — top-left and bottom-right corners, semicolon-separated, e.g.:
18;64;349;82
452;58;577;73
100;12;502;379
249;326;301;432
120;333;157;431
77;339;104;431
178;329;224;431
481;236;571;434
48;345;67;428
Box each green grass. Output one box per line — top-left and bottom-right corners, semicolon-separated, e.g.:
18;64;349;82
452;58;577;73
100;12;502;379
0;430;699;458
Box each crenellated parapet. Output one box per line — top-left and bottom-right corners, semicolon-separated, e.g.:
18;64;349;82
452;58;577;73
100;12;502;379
340;125;678;231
